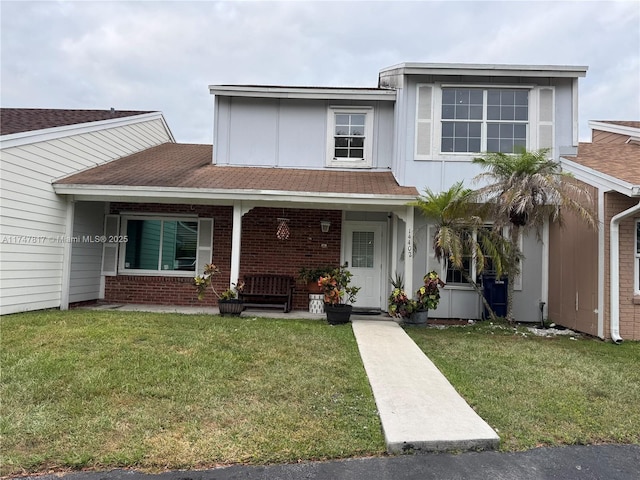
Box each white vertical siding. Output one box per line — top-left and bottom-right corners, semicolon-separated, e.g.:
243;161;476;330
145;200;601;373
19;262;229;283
215;97;395;169
68;201;106;304
0;117;172;315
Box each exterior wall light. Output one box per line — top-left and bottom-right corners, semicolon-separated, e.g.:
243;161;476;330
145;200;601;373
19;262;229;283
320;220;331;233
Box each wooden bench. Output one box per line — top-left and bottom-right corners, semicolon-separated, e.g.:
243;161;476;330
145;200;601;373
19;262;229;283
239;275;295;312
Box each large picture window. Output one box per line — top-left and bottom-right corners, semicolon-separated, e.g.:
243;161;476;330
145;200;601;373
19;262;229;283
122;217;198;273
326;107;373;168
441;88;528;154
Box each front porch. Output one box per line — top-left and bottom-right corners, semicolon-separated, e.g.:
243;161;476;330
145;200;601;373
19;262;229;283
78;301;394;322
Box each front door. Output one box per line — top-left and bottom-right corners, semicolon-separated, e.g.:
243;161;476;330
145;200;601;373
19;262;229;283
343;222;384;309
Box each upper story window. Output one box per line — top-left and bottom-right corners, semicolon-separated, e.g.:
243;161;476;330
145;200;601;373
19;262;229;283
326;106;373;168
441;88;528;154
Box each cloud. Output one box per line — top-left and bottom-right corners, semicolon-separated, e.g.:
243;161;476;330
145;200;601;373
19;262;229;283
1;0;638;144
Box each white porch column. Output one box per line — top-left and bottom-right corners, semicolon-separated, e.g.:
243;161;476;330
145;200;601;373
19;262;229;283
230;202;243;288
391;214;398;281
60;196;75;310
404;205;415;294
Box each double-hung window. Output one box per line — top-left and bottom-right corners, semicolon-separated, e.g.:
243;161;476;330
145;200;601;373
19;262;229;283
121;217;199;274
441;88;529;154
327;107;373;168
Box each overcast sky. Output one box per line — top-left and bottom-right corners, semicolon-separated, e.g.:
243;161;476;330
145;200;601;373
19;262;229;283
1;1;639;144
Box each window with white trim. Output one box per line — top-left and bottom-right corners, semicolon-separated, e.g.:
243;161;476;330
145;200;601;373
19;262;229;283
121;217;199;274
444;227;474;285
326;107;373;168
441;88;529;154
441;225;521;288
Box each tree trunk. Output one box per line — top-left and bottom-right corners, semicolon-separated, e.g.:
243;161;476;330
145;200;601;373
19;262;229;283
506;225;521;324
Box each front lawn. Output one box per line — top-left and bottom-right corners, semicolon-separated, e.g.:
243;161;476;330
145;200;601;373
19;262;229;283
406;322;640;451
0;310;384;475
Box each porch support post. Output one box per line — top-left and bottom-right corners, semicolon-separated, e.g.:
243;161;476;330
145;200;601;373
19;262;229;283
404;205;414;295
230;202;243;288
391;214;398;281
60;196;75;310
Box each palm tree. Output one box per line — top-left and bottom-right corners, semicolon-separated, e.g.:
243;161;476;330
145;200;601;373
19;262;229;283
473;148;596;323
412;182;512;321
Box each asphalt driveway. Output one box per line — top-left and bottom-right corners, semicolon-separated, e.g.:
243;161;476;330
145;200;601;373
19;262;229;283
25;445;640;480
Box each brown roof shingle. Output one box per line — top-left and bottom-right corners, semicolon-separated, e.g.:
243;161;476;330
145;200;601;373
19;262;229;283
0;108;154;135
564;142;640;185
55;143;418;197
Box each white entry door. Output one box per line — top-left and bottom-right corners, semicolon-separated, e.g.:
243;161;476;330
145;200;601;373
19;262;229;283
343;222;384;309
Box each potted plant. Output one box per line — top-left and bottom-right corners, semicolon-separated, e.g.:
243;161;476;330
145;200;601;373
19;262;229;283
318;265;360;325
298;266;337;293
388;274;418;320
406;270;445;325
194;263;245;316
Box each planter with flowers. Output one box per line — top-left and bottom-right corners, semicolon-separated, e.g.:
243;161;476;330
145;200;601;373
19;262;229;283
194;263;245;316
405;271;445;325
318;265;360;325
388;274;418;321
298;266;337;294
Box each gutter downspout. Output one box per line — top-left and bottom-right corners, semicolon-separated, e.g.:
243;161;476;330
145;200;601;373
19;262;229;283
609;200;640;344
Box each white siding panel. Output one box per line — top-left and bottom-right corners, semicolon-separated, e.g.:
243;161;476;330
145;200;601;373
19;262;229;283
0;117;171;314
69;202;105;303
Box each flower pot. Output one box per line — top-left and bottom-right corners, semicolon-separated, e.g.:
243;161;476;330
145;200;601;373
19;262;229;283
324;303;352;325
306;280;323;294
218;299;244;316
406;309;428;325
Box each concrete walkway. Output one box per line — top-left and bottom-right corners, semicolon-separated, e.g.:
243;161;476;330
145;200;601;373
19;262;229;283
351;319;499;453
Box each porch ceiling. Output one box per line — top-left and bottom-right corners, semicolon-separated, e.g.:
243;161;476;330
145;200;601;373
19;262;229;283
53;143;418;208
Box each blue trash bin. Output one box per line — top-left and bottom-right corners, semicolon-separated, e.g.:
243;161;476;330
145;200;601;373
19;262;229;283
482;274;508;319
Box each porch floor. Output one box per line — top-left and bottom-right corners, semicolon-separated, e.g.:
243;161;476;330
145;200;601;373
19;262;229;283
80;303;499;453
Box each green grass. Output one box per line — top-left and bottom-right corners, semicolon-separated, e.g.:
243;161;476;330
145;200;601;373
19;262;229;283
406;321;640;451
0;310;385;475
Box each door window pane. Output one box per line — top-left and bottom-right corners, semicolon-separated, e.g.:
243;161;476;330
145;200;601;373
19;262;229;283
352;231;374;268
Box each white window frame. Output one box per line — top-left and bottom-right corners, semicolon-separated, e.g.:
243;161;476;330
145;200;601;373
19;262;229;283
439;87;529;155
441;224;522;290
326;106;373;168
119;215;200;277
426;84;538;161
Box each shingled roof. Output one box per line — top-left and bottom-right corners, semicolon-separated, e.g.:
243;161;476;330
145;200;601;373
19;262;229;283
564;142;640;186
0;108;154;135
55;143;418;197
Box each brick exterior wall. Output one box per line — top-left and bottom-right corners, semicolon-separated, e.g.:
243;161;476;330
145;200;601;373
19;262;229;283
104;203;341;310
604;193;640;340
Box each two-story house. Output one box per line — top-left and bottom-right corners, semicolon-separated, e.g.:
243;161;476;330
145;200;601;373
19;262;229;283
3;63;589;325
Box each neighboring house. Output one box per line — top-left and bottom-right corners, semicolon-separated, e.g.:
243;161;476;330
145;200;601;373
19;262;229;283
553;121;640;341
3;63;590;323
0;108;175;315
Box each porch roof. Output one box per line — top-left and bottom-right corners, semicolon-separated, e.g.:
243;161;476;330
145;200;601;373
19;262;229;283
53;143;419;207
561;142;640;197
